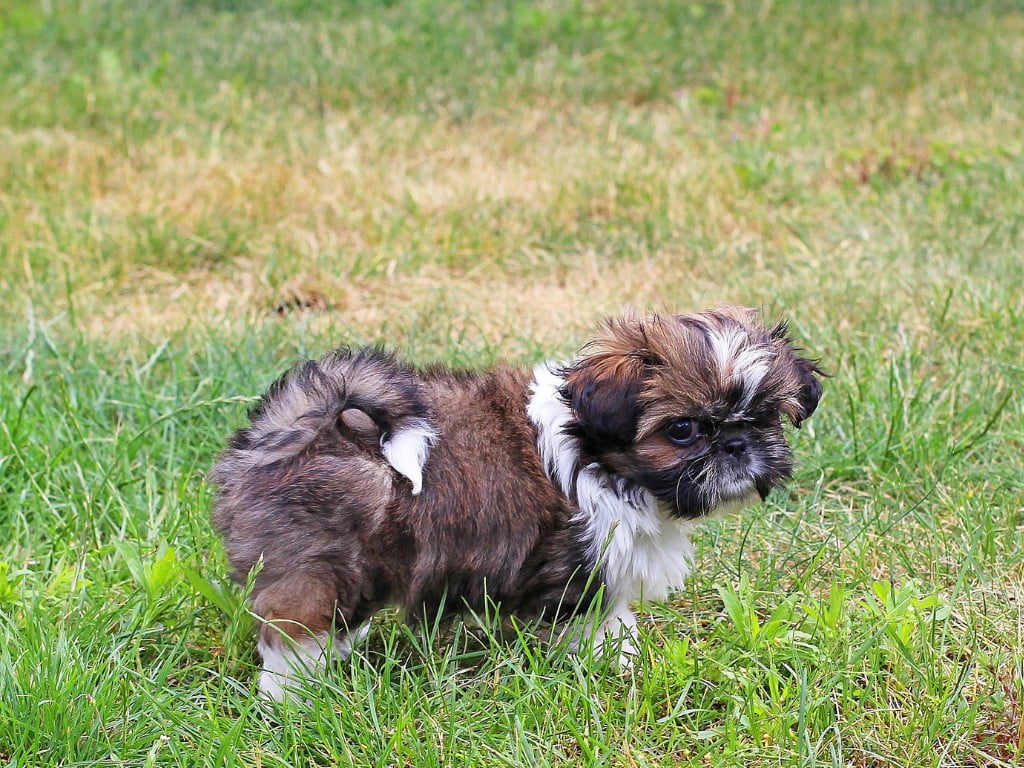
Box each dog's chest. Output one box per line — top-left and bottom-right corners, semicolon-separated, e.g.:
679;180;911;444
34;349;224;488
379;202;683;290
574;468;695;601
527;361;697;602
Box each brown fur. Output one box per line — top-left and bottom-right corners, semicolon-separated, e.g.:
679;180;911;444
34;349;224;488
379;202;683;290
212;363;598;657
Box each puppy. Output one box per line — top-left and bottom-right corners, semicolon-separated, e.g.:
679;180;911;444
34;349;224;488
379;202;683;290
211;306;823;700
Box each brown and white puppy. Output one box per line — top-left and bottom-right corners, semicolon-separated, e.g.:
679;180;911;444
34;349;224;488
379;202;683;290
210;306;823;700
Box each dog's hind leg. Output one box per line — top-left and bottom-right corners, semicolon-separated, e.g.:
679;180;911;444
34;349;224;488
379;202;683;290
251;574;365;701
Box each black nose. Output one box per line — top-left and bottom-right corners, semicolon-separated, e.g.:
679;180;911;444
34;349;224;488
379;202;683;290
723;437;747;456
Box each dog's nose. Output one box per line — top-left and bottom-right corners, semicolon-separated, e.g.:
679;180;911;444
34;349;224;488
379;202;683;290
723;438;747;456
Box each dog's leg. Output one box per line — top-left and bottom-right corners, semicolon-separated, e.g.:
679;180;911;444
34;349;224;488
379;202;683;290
592;598;639;669
251;575;362;701
565;598;639;669
257;625;329;702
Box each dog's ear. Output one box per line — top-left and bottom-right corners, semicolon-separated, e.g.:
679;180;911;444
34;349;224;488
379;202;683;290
559;313;654;446
771;321;825;428
786;358;824;427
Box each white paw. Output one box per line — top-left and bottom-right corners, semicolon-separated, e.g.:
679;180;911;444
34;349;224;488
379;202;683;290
257;632;327;702
258;669;291;702
576;601;640;670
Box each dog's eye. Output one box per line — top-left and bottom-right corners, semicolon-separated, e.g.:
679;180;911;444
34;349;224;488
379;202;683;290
666;419;700;446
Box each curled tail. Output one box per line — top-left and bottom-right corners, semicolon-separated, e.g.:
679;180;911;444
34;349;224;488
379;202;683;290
212;347;436;494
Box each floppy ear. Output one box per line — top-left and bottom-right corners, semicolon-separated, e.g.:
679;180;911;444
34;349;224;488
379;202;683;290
558;313;653;446
559;352;646;445
769;320;825;428
788;358;824;427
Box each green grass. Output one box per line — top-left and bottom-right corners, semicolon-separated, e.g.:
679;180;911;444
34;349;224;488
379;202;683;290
2;0;1023;765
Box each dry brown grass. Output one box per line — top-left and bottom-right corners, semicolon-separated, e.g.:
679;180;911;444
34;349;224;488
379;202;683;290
7;101;1005;362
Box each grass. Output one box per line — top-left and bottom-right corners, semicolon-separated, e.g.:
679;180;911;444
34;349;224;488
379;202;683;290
1;0;1023;764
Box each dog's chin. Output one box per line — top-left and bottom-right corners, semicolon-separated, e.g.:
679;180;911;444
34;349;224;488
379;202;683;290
707;481;764;518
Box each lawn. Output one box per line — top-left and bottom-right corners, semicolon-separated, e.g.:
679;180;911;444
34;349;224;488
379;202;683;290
1;0;1023;765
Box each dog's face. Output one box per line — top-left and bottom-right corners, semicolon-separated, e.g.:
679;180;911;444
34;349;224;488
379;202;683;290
559;306;823;518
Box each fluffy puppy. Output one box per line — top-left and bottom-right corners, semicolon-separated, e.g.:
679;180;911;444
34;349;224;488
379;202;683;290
211;306;823;699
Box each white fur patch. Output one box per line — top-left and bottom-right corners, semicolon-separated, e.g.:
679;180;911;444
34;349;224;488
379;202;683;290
258;624;369;701
527;363;696;603
257;632;328;702
381;420;437;495
707;326;771;411
528;363;584;501
563;597;639;669
593;598;639;668
707;325;745;381
732;347;770;402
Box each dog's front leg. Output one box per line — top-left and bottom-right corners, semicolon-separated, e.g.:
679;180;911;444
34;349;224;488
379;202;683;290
566;598;638;669
594;599;639;669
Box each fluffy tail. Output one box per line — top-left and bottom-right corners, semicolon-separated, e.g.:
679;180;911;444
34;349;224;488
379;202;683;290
211;347;436;494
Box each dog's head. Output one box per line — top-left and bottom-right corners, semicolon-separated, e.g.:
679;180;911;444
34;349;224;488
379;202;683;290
559;306;823;518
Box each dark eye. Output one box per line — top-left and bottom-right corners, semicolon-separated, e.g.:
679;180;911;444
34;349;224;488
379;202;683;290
665;419;700;446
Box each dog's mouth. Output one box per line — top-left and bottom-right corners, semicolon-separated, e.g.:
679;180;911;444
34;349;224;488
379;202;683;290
718;457;778;503
718;477;757;499
706;470;778;515
656;455;786;519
